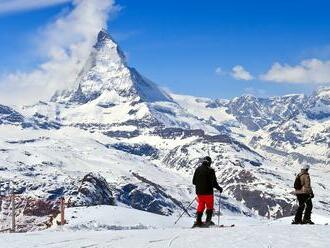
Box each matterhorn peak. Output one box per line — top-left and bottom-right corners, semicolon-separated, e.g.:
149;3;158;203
51;29;171;105
94;29;124;56
91;28;127;64
97;28;112;42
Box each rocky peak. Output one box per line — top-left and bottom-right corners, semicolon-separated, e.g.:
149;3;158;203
51;29;171;105
96;29;112;43
305;87;330;119
92;29;127;65
313;87;330;101
0;104;25;125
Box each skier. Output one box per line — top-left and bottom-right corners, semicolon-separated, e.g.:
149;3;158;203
292;164;314;224
192;156;223;227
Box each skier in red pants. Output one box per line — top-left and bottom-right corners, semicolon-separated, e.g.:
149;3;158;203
192;156;223;227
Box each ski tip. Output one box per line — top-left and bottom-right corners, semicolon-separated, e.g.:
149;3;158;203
191;223;236;228
218;224;235;228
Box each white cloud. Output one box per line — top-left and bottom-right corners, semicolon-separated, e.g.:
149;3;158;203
231;65;254;80
0;0;71;14
215;67;225;75
0;0;117;105
260;59;330;84
244;87;268;97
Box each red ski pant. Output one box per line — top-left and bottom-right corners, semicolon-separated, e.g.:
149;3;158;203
196;195;214;213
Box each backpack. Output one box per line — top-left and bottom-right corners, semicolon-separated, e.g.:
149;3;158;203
294;175;302;190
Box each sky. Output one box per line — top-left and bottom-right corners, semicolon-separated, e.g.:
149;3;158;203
1;0;330;104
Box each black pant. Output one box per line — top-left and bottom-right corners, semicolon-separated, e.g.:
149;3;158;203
295;194;313;222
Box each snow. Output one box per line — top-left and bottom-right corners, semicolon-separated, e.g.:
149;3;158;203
0;124;192;193
149;101;219;134
171;93;235;123
0;205;329;248
2;227;328;248
60;205;194;230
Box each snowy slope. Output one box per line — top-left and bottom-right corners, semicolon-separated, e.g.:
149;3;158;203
170;93;235;124
0;125;193;203
0;206;329;248
3;225;329;248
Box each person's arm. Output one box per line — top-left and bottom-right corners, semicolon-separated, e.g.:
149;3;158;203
193;170;197;185
212;169;223;193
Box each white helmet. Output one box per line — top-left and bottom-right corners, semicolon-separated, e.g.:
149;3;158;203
301;164;310;170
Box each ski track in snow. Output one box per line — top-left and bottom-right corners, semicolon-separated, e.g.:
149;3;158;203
0;206;329;248
0;225;329;248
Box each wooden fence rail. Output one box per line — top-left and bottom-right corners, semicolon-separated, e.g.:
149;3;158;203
0;194;67;233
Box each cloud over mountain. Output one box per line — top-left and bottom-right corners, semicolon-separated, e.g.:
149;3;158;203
231;65;254;80
0;0;71;15
261;58;330;84
0;0;117;105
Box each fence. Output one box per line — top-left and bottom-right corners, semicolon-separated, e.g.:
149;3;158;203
0;195;66;233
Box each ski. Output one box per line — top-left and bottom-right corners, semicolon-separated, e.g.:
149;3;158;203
218;224;235;228
192;223;235;229
291;222;328;226
206;224;235;228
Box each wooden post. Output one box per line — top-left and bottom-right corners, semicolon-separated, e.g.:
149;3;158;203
60;197;65;226
11;194;15;233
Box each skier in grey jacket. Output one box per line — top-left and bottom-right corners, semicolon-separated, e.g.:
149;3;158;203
292;164;314;224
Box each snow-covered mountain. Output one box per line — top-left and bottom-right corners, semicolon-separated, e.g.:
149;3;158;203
207;89;330;165
1;29;329;232
51;29;172;105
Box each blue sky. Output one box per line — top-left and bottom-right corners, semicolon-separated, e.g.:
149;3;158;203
1;0;330;101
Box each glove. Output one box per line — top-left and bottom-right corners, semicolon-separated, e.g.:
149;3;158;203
218;187;223;194
310;192;314;199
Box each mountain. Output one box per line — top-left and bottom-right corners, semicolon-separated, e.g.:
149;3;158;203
31;29;217;135
217;89;330;166
0;103;60;129
51;29;171;105
1;29;329;232
0;104;25;125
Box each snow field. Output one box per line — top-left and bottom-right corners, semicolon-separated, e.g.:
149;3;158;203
0;205;329;248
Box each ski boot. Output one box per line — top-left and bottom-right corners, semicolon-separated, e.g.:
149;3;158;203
204;209;215;227
192;212;203;228
291;219;303;224
302;219;315;225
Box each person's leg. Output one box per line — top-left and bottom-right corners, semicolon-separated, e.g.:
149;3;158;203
205;195;214;224
197;195;206;213
303;197;313;224
194;195;206;226
293;195;305;224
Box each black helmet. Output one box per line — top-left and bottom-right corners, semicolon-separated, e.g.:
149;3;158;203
203;156;212;165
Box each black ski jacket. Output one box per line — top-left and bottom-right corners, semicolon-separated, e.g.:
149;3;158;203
192;162;223;195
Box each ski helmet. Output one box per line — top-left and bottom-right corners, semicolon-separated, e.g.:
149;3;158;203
301;164;310;170
203;156;212;164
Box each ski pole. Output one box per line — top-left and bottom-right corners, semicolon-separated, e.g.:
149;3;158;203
281;198;297;214
218;194;221;226
174;197;196;225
